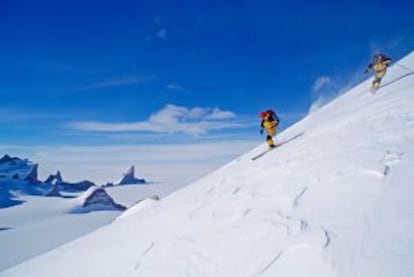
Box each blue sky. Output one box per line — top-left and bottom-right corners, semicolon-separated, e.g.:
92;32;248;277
0;0;413;183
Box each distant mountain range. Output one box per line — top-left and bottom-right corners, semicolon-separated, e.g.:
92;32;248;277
0;154;147;208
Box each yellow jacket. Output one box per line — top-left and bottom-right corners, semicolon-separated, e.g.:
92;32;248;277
366;54;392;73
261;117;278;136
372;60;391;73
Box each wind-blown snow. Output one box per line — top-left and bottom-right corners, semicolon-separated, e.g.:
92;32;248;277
3;52;414;277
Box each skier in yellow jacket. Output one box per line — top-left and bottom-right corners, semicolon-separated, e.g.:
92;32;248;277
259;110;280;148
365;53;392;90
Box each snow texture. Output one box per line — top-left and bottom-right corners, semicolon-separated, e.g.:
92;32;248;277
3;52;414;277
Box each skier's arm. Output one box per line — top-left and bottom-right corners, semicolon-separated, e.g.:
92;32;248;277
365;63;373;73
274;116;280;126
260;120;265;128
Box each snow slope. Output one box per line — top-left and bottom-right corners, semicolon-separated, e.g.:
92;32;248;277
0;195;119;271
0;184;167;271
3;52;414;277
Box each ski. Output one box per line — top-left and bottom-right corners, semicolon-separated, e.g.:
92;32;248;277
251;143;283;160
251;148;273;160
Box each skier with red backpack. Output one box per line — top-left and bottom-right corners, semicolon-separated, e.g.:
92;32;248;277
365;53;392;91
259;110;280;148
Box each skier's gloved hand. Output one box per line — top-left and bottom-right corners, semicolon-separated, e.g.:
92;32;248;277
260;129;263;135
364;68;369;73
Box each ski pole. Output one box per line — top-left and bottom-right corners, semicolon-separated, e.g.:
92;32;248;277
395;63;414;73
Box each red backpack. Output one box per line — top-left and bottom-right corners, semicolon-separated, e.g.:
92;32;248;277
259;110;280;124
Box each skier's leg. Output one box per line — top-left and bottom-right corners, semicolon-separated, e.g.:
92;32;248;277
373;69;386;88
266;127;276;147
266;135;275;147
372;78;381;89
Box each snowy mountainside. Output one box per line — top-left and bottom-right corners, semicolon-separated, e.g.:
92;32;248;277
0;155;44;206
0;155;35;180
0;183;166;271
0;157;160;271
3;51;414;277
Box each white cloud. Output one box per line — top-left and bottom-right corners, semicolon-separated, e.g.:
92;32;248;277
205;108;236;120
68;104;244;135
312;76;331;93
81;74;153;90
166;82;187;92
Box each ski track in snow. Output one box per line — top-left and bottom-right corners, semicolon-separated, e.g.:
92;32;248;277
251;250;284;277
293;186;308;207
134;242;155;271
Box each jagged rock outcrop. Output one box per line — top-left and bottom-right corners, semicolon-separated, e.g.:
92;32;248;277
118;166;146;185
0;155;147;207
71;187;126;213
0;155;20;164
44;171;94;192
24;164;39;183
44;184;62;197
44;171;63;185
0;155;35;182
102;182;114;188
0;186;23;208
0;155;44;196
59;180;95;192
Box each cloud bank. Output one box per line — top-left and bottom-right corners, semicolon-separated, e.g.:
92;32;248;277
68;104;243;135
1;140;257;185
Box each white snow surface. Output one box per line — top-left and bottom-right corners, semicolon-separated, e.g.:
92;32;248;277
3;52;414;277
0;184;169;271
0;195;119;271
